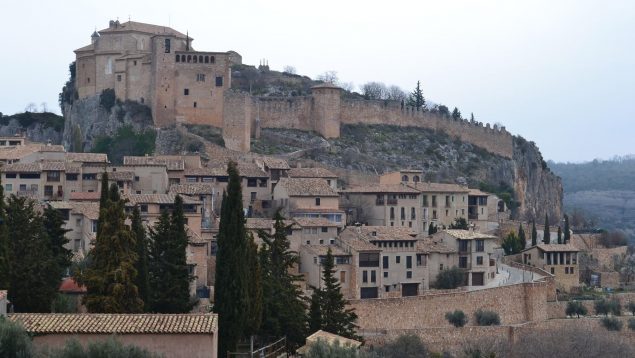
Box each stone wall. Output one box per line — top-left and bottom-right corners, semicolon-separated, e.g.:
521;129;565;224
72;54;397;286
350;279;553;331
222;91;253;152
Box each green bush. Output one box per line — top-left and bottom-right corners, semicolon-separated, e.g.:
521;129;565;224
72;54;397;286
48;337;159;358
445;310;468;327
0;316;34;358
434;267;465;289
305;339;358;358
376;334;429;358
595;299;621;316
92;125;156;164
601;317;623;331
474;309;500;326
565;301;588;318
100;89;116;112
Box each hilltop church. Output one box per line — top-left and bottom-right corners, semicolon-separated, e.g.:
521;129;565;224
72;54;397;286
74;19;242;128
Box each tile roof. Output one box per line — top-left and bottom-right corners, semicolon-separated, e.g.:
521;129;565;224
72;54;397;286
278;178;338;197
407;182;470;193
98;21;188;39
0;144;42;160
535;244;580;252
259;157;290;170
123;193;202;205
356;226;418;241
59;278;87;294
442;230;498;240
9;313;218;334
246;218;273;230
301;245;350;257
288;167;337;178
69;192;101;201
1;162;82;173
292;217;339;227
123;156;185;171
341;184;420;194
338;235;381;251
66;152;109;163
416;237;457;254
468;188;491;196
98;171;135;181
186;225;206;244
49;201;100;220
236;163;269;178
169;183;216;195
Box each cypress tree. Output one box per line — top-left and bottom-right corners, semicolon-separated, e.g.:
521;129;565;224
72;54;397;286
406;81;425;109
43;206;72;275
428;222;435;236
214;161;250;356
317;248;359;340
531;221;538;246
518;223;527;251
564;215;571;244
0;177;9;289
131;205;149;310
543;214;551;244
245;232;262;337
452;107;462;120
97;171;109;237
557;226;562;244
148;210;172;312
6;196;59;312
83;184;143;313
258;211;307;348
308;289;323;333
169;195;193;312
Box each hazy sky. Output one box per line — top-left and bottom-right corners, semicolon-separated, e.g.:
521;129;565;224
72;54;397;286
1;0;633;162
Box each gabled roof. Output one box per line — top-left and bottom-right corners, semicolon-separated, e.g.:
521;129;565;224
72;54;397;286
98;171;135;181
292;217;338;228
169;183;216;195
301;245;350;256
341;184;420;194
9;313;218;334
69;192;101;202
407;182;470;193
98;21;188;39
288;167;337;179
49;201;100;220
1;161;79;173
123;193;201;205
533;244;580;253
277;178;338;197
468;188;491;197
343;226;417;242
259;157;290;170
66;152;109;163
416;237;456;254
123;156;185;170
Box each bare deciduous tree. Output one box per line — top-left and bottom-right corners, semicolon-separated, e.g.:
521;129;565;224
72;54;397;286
361;81;387;100
317;71;338;84
386;85;407;101
283;65;296;74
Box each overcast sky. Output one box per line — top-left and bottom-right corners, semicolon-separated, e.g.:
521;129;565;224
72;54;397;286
1;0;633;162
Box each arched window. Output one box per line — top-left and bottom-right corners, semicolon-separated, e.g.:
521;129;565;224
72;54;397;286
187;55;191;63
210;56;215;63
175;55;180;62
413;175;420;182
402;175;409;182
204;56;209;63
390;207;395;220
193;56;197;63
411;207;416;219
199;55;203;63
401;207;406;220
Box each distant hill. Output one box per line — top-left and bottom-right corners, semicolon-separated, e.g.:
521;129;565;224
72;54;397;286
550;157;635;238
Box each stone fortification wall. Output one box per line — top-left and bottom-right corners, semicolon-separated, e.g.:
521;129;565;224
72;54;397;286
223;91;253;152
350;280;554;331
339;99;513;158
255;96;313;131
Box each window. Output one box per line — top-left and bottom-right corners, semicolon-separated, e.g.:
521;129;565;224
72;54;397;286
413;175;420;182
193;102;197;108
359;253;380;267
91;220;98;233
384;272;388;278
570;267;574;274
87;77;90;83
140;204;148;213
117;74;122;82
186;177;197;183
390;207;395;220
406;256;412;269
422;195;428;206
321;226;328;233
20;173;40;179
184;88;189;96
396;256;401;264
565;267;569;274
196;74;206;82
319;239;324;245
371;271;376;283
550;267;555;274
247;178;257;187
210;56;215;63
5;184;12;192
459;256;468;268
401;175;409;182
477;256;483;265
193;55;198;63
411;207;416;219
383;256;389;269
5;173;16;179
164;38;171;53
315;197;320;206
406;271;412;279
362;271;368;283
431;195;437;207
204;56;209;63
400;207;405;220
46;171;60;182
134;176;140;182
215;76;223;87
459;240;469;253
476;240;485;252
417;254;427;266
66;173;78;181
44;185;53;196
250;192;256;202
440;263;444;271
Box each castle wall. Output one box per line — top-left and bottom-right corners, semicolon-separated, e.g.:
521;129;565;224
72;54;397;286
223;91;253;152
350;279;553;331
255;97;313;131
151;35;180;127
339;99;514;158
75;55;96;98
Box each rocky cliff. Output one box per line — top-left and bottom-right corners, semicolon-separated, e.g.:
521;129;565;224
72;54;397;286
0;112;64;144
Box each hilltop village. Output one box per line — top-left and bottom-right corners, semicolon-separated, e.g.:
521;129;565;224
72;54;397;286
1;20;634;358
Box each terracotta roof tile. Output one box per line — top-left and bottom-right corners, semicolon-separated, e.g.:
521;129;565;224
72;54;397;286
278;178;338;197
341;184;420;194
259;157;290;170
69;192;101;201
123;193;201;205
443;230;498;240
1;162;82;173
301;245;350;256
9;313;217;334
66;152;109;163
535;244;580;252
169;183;216;195
407;182;470;193
98;21;188;39
59;278;87;294
292;217;338;227
288;167;337;178
98;171;135;181
416;237;457;254
49;201;100;220
124;156;185;170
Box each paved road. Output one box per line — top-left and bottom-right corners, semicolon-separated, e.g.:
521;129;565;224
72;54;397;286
468;263;542;291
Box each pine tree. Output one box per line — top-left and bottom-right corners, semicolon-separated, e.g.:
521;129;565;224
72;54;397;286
257;211;307;348
470;112;475;121
518;223;527;251
147;196;192;313
452;107;462;120
557;226;563;244
564;215;571;244
502;231;522;255
214;161;250;356
83;183;143;313
0;177;9;289
43;206;72;280
531;221;538;246
6;196;59;312
543;214;551;244
317;248;359;339
131;205;149;310
406;81;425;109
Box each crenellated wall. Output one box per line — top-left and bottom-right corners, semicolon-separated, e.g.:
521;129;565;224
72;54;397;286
221;89;514;157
